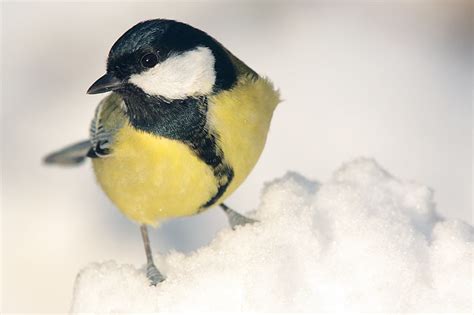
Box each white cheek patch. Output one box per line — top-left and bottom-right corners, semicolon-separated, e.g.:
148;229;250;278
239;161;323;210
129;46;216;99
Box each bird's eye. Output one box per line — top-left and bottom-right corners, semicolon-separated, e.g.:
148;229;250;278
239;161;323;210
140;53;158;68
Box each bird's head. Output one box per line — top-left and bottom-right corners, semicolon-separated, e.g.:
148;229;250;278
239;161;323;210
87;19;237;100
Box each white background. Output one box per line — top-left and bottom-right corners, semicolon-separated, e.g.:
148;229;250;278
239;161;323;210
1;1;472;312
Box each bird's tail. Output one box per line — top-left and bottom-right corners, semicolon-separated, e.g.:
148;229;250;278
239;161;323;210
44;140;91;166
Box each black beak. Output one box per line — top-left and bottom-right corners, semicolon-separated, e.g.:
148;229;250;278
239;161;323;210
87;73;123;94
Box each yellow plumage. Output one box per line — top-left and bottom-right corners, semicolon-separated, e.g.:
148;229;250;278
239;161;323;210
92;126;218;225
209;75;280;203
92;75;280;225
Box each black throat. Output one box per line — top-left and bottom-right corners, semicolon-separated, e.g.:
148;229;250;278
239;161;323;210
120;85;233;208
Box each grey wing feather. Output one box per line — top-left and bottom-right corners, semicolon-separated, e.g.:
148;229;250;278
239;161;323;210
44;140;92;165
44;93;127;166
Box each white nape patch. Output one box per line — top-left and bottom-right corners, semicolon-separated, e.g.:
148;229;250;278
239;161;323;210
129;46;216;100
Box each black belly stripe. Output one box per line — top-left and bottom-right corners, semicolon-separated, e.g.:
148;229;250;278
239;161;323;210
185;131;234;209
202;168;233;208
121;86;233;209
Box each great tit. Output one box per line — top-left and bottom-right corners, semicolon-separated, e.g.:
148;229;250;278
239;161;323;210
44;19;280;285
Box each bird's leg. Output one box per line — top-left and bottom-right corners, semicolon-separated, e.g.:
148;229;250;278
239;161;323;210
140;225;165;286
220;203;258;230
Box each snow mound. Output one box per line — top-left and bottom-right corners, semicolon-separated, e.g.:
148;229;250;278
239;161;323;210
71;158;473;313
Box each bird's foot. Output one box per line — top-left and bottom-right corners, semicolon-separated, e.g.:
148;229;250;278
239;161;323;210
146;262;165;286
220;204;258;230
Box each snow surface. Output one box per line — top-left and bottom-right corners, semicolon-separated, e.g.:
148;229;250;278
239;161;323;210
70;158;473;313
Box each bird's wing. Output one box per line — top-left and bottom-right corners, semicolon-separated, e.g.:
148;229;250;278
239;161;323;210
88;93;127;158
44;93;127;166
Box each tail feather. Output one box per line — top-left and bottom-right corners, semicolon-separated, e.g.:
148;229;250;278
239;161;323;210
44;140;91;166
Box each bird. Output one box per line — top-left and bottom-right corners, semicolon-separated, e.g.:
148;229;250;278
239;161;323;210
44;19;280;285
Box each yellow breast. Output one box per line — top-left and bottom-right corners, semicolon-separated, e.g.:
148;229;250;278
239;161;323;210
92;75;279;226
92;125;218;226
208;75;280;203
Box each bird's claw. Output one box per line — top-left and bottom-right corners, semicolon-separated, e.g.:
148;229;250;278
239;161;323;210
221;204;259;230
230;215;258;230
146;263;165;286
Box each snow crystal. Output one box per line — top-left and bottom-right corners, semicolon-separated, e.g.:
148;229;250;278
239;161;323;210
70;158;473;313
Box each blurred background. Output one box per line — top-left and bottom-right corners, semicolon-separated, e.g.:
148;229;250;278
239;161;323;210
1;0;472;312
